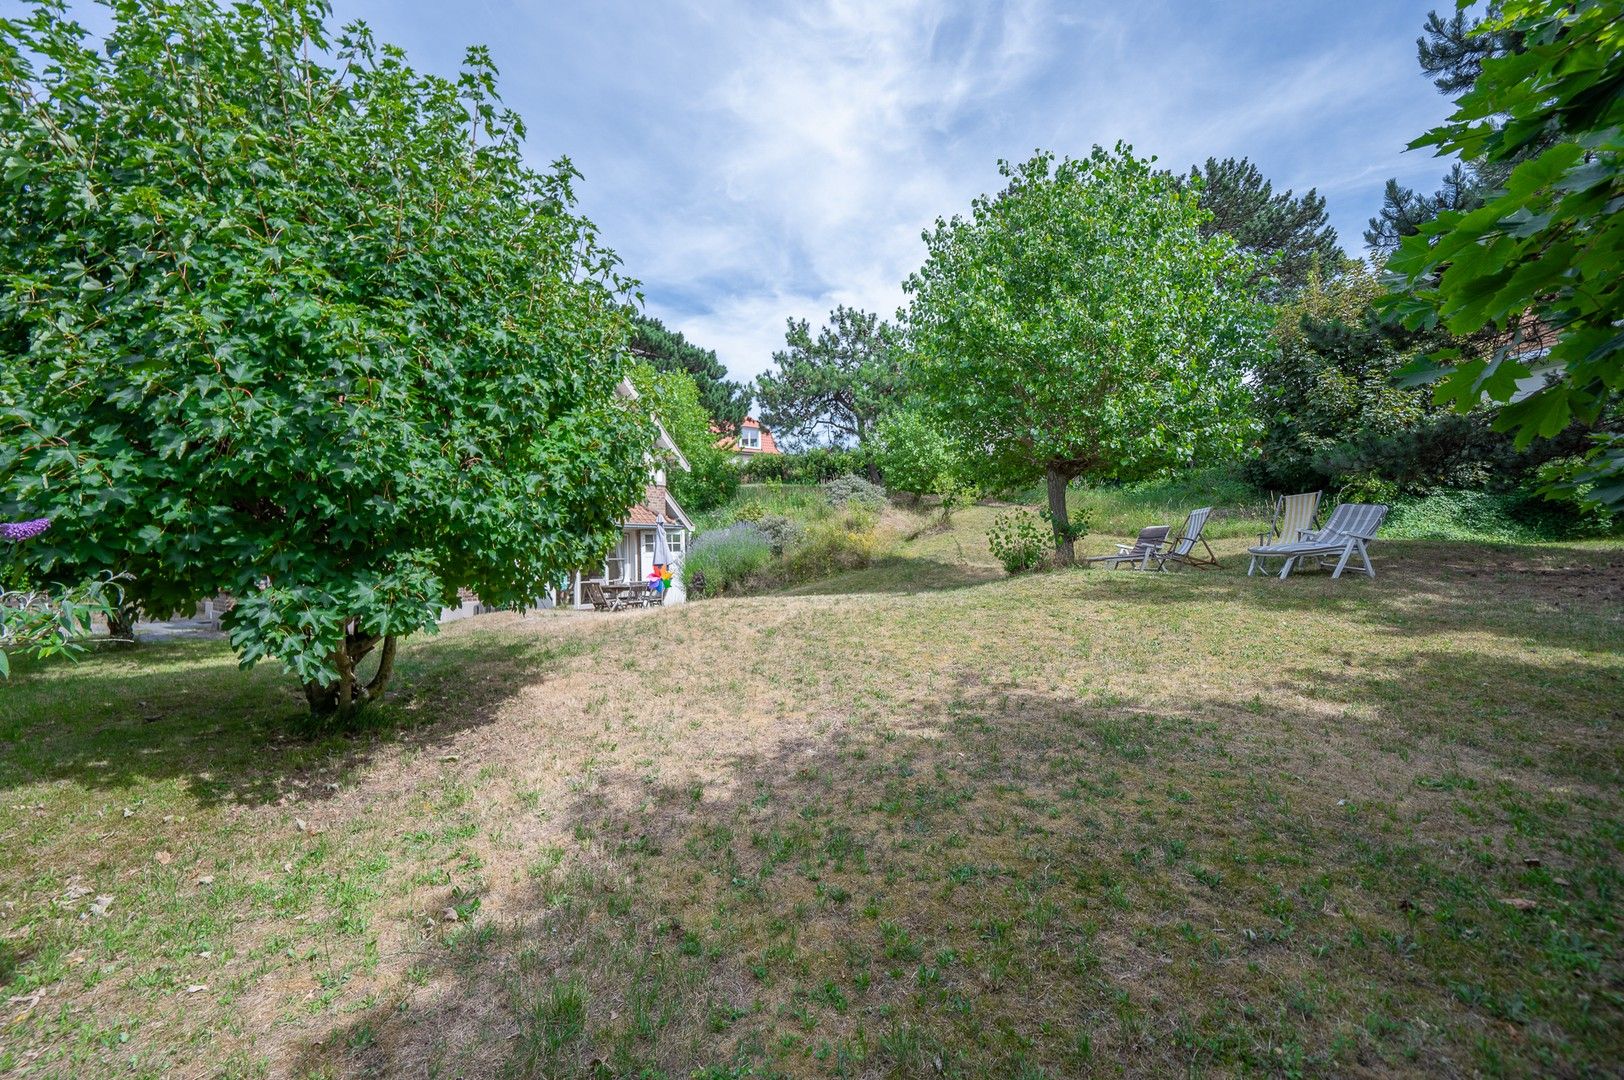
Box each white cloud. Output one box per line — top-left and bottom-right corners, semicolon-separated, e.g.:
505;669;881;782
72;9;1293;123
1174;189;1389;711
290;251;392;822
65;0;1458;385
626;0;1065;381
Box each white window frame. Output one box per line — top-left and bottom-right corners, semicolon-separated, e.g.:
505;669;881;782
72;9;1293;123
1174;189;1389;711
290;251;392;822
739;427;761;450
642;529;686;561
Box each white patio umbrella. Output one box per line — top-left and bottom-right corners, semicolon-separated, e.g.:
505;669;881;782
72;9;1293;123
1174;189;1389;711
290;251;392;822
652;515;672;567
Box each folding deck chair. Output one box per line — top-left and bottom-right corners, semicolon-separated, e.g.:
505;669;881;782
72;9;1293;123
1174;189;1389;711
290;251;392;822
1246;502;1388;580
1247;491;1322;577
1084;525;1171;570
1153;506;1218;570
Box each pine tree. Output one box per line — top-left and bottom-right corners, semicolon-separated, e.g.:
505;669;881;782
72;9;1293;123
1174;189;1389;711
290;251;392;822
626;313;750;428
1416;6;1515;94
1365;6;1539;257
1174;157;1340;295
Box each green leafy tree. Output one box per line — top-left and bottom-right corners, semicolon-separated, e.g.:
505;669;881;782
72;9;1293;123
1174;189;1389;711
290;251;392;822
1254;266;1482;493
755;306;902;447
0;0;650;715
904;146;1268;563
627;363;739;513
1381;0;1623;507
1255;264;1599;505
627;312;750;429
871;409;969;510
1176;157;1341;294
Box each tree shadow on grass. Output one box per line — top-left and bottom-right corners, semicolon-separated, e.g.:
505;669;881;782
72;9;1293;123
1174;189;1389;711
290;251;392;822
1274;646;1624;790
285;661;1624;1079
0;614;606;807
1067;538;1624;654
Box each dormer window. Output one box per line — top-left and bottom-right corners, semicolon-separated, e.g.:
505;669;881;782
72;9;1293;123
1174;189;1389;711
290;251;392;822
739;427;761;450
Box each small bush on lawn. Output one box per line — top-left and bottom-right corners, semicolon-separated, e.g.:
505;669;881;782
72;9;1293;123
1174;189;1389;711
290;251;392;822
988;510;1049;574
754;514;806;556
824;473;887;511
684;523;773;598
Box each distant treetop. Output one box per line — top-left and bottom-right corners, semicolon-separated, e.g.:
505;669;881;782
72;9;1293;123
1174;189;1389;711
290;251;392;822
627;312;750;429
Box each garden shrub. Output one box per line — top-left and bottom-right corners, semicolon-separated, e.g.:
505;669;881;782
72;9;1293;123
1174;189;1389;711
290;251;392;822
823;473;887;512
754;514;805;556
669;450;740;514
782;519;881;580
741;448;871;485
682;523;772;598
1336;473;1400;507
1380;488;1618;544
987;510;1049;574
872;410;956;497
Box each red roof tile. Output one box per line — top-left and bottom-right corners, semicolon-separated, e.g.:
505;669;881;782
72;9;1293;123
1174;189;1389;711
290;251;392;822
623;484;689;528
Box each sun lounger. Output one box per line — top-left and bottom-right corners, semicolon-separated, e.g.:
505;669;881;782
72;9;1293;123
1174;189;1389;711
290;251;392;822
1248;491;1322;576
1084;525;1171;570
1246;502;1388;580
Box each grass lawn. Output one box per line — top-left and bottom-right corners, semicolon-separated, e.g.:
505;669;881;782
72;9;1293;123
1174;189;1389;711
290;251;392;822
2;509;1621;1077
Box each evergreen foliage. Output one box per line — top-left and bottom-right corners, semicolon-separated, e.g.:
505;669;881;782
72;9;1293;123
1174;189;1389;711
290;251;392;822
755;306;902;447
627;312;750;429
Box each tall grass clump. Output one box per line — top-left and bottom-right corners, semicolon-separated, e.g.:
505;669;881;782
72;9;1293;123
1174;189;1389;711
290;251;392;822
782;511;882;580
683;523;773;598
1066;467;1272;539
694;483;831;532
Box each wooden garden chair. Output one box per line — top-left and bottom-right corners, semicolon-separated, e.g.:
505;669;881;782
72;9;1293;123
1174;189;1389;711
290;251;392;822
583;582;622;611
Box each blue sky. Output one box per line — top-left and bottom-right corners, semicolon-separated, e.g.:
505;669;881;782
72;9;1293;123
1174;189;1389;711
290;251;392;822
77;1;1464;383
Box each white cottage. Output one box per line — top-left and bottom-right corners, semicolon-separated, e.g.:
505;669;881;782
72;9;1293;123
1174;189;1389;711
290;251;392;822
556;379;694;608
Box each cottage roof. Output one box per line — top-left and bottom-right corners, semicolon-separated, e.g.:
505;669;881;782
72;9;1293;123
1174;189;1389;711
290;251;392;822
623;484;692;530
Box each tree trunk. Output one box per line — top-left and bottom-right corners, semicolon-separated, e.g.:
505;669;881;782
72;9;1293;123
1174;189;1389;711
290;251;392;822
303;629;400;720
1046;465;1076;565
855;416;883;484
106;603;139;647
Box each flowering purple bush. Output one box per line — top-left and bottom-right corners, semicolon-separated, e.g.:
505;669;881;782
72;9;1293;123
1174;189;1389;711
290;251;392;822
0;518;50;542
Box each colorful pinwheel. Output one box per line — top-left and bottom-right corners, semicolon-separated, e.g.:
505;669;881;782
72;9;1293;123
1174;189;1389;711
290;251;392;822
647;564;673;594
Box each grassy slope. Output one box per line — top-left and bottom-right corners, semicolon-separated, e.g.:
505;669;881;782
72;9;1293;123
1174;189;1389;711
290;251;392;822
1;509;1621;1078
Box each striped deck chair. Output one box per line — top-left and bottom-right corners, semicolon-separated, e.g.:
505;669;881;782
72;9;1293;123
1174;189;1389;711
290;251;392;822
1246;502;1388;580
1084;525;1171;570
1153;507;1218;570
1247;491;1322;577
